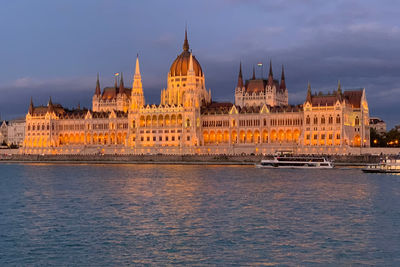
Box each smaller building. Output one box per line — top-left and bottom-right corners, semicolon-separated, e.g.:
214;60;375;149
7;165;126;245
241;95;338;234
0;121;8;144
7;118;26;146
370;117;386;135
0;119;26;146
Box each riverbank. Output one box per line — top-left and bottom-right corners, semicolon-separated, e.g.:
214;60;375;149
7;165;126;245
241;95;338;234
0;154;381;166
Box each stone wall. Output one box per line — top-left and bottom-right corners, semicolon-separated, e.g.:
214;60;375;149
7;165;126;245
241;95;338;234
0;153;381;164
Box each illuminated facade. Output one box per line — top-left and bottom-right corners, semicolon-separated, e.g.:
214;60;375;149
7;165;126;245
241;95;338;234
23;31;370;155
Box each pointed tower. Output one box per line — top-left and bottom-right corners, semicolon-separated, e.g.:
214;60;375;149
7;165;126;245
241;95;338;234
188;52;195;76
92;74;102;112
95;73;101;96
336;80;342;101
337;80;342;94
28;97;34;115
183;27;189;52
252;66;256;80
131;55;145;110
119;72;125;95
280;65;286;90
237;62;244;88
306;81;312;103
267;60;274;86
47;96;55;113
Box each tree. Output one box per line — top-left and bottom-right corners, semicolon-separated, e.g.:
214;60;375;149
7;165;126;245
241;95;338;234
370;128;384;147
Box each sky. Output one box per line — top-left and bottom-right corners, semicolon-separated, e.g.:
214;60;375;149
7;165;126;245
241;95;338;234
0;0;399;128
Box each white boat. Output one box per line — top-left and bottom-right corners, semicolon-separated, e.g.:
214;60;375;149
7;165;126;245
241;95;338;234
362;156;400;173
256;156;334;169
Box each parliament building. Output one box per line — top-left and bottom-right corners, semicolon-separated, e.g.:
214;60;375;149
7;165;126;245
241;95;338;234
23;31;370;155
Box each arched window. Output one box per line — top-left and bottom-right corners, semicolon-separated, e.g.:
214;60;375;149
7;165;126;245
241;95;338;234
336;115;341;124
313;116;318;125
306;116;310;125
328;116;333;124
355;116;360;126
321;116;325;124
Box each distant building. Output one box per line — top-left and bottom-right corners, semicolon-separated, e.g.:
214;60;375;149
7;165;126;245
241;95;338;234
0;119;26;146
22;30;370;155
7;118;26;146
0;121;8;144
370;117;386;135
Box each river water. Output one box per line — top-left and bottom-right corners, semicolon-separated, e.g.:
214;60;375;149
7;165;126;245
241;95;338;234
0;163;399;265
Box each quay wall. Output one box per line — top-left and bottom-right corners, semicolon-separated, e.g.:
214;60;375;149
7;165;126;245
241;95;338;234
0;153;382;164
1;147;399;164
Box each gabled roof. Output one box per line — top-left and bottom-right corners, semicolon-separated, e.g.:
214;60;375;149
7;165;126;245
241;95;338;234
101;87;131;100
201;102;234;115
343;89;363;108
31;105;66;116
311;94;338;106
245;79;267;94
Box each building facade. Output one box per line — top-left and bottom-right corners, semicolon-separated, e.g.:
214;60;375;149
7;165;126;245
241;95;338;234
370;117;386;135
0;119;25;146
22;31;370;155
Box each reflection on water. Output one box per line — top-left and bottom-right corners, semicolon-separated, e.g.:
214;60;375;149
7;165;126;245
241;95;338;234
0;164;400;265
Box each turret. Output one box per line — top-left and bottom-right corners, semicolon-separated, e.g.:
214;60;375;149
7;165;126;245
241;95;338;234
237;62;244;88
95;73;101;96
306;81;312;103
28;97;34;115
267;60;274;86
119;72;125;95
188;52;195;76
336;80;342;101
279;65;286;90
47;96;55;113
131;55;145;110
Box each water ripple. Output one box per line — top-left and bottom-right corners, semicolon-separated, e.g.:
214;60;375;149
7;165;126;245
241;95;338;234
0;164;399;265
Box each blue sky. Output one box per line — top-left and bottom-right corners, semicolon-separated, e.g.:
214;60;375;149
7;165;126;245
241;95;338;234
0;0;399;127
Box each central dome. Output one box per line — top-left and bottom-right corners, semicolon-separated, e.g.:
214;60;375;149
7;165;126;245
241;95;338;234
169;31;203;77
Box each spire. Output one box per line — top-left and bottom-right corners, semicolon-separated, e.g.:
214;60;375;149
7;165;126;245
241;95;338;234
47;96;55;113
336;80;342;101
95;73;101;96
119;72;125;94
135;54;140;76
280;65;286;90
267;60;274;86
237;62;244;88
306;81;312;103
188;52;194;72
28;97;34;114
183;27;189;52
268;60;273;77
252;66;256;80
131;54;145;109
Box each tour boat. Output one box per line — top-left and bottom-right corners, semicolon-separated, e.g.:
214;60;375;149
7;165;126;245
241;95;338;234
362;156;400;173
256;156;334;169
